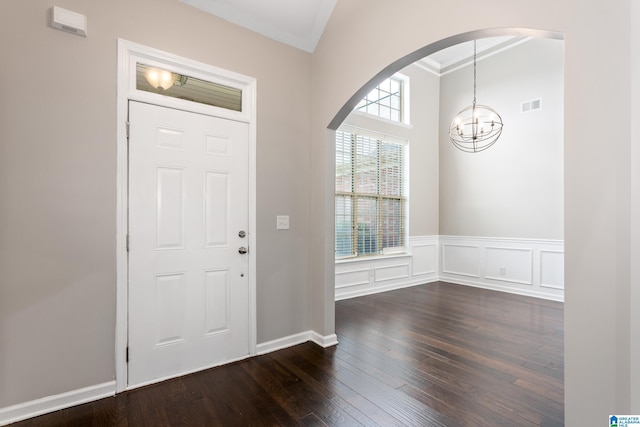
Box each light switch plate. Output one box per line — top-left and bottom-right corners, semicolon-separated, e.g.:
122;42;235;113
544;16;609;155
276;215;290;230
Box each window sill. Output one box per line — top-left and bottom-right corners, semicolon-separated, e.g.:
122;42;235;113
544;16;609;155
335;252;411;264
350;110;413;129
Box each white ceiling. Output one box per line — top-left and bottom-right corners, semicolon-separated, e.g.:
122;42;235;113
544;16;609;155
178;1;527;69
179;0;337;53
419;36;530;75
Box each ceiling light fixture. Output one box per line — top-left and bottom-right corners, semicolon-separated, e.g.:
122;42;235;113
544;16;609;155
449;40;503;153
144;67;188;90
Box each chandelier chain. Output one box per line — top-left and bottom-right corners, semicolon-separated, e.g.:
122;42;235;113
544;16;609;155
473;40;477;107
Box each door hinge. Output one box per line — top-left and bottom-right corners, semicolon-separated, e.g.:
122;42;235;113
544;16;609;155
126;121;130;139
126;233;130;252
126;346;129;363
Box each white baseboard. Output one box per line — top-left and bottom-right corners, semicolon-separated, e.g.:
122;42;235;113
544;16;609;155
125;354;252;392
335;277;439;301
440;275;564;302
4;332;338;426
256;330;338;355
309;331;339;347
0;381;115;426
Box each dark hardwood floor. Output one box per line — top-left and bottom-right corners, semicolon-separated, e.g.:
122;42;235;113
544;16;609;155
11;282;564;426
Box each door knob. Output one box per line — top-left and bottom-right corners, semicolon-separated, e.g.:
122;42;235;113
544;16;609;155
238;246;248;254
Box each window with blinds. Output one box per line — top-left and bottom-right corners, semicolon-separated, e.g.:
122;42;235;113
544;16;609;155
335;129;407;258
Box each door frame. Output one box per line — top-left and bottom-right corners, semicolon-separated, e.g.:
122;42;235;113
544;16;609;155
115;39;257;393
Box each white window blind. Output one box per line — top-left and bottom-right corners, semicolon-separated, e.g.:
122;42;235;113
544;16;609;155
335;129;407;258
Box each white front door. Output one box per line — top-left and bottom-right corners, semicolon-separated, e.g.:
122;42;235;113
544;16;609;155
128;101;250;388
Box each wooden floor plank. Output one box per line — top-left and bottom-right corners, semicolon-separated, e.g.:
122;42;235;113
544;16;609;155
9;282;563;426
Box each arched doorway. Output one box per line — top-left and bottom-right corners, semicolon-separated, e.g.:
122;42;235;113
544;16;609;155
324;26;563;424
329;28;562;129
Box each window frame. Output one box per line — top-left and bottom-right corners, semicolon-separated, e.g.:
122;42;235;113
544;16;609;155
335;126;409;259
354;73;411;125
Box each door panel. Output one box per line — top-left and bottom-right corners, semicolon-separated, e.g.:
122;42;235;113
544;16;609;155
128;101;249;388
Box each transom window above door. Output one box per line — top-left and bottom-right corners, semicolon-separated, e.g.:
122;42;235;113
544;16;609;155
136;63;243;112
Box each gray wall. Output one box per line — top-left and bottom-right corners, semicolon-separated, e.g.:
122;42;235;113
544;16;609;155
439;38;564;239
342;64;440;237
632;1;640;406
341;39;563;242
0;0;312;408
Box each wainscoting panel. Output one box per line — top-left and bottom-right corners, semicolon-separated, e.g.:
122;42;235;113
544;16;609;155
335;268;370;290
374;263;410;282
439;236;564;301
442;244;480;277
484;246;533;285
411;240;437;276
335;236;439;301
335;236;564;302
540;250;565;290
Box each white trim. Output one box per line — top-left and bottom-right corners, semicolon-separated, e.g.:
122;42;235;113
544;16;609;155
440;234;564;246
335;235;564;302
256;332;310;355
335;236;439;300
414;37;534;77
351;72;411;126
126;354;252;391
439;235;564;301
438;37;533;76
309;331;339;347
410;240;438;276
0;381;115;426
120;41;253;123
336;124;408;146
539;249;565;290
441;243;481;277
335;277;439;301
335;267;370;289
400;72;411;125
178;0;335;53
256;331;338;355
483;246;534;285
374;263;410;282
323;128;337;339
349;110;414;129
116;39;257;393
441;277;564;302
540;282;565;290
412;59;441;77
336;253;411;264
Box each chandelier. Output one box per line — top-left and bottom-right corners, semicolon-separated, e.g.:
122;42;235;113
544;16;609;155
449;40;503;153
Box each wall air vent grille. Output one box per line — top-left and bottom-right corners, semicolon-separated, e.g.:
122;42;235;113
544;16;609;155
521;98;542;113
